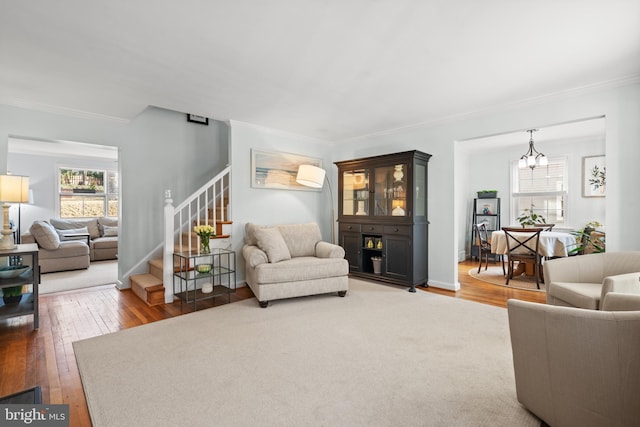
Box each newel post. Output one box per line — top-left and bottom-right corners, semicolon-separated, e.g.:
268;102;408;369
163;190;175;303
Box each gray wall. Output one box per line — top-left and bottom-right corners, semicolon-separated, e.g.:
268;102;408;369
1;105;228;285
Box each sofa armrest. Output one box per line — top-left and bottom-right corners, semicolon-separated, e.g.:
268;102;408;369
242;245;268;268
315;241;345;259
21;233;36;244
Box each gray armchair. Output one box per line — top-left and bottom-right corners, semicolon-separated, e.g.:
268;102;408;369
508;299;640;426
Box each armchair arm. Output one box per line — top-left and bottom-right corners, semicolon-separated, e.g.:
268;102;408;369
315;241;345;259
601;292;640;311
242;245;268;268
601;272;640;307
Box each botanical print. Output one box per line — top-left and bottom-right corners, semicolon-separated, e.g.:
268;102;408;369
583;156;606;197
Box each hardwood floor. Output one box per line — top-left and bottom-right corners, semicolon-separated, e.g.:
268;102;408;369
0;260;544;426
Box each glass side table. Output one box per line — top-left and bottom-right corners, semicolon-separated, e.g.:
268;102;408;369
172;248;236;311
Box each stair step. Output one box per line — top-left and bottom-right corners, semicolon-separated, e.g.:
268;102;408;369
130;273;164;306
148;258;163;279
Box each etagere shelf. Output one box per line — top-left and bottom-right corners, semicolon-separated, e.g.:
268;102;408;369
0;243;40;330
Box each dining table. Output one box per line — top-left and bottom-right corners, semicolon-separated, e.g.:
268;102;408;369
490;229;577;277
491;229;577;258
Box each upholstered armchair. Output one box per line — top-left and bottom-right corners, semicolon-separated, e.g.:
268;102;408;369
543;251;640;310
242;222;349;307
508;299;640;426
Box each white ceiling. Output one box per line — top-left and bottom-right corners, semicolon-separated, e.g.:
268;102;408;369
1;1;638;142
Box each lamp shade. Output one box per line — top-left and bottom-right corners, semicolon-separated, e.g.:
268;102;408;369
0;175;29;203
296;165;326;189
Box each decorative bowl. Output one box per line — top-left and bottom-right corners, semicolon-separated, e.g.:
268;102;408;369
0;265;31;279
195;264;212;274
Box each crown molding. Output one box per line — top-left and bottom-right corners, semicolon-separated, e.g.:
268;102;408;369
336;74;640;144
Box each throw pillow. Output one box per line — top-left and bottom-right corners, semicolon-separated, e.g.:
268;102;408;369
254;227;291;263
98;217;118;236
102;225;118;237
57;226;89;241
30;221;61;250
50;218;100;239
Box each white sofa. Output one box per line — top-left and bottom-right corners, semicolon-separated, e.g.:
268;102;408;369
242;222;349;307
543;251;640;310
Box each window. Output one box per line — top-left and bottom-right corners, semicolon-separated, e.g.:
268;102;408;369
59;168;118;218
512;157;567;226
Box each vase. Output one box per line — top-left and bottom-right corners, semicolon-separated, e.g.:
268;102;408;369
3;294;22;305
200;238;210;254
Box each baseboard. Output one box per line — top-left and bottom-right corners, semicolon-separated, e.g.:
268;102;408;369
427;280;460;291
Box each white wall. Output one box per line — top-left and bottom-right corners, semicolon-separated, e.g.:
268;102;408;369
7;152;118;236
228;121;333;282
1;104;229;286
458;132;606;259
333;82;640;291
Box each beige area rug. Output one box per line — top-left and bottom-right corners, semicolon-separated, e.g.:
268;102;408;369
469;266;546;292
73;279;539;427
40;260;117;294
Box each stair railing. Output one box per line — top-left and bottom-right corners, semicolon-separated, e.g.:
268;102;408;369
163;165;231;303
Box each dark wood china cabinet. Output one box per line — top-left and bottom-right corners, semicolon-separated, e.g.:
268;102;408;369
335;150;431;292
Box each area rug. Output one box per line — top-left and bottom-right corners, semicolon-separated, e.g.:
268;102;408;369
73;279;539;426
40;260;117;294
469;266;546;292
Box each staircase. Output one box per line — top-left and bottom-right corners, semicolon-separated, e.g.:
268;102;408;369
129;166;231;306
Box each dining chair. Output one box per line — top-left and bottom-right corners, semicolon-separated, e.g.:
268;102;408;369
541;223;555;231
474;223;505;275
502;227;543;289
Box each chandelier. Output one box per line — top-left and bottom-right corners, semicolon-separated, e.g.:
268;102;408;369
518;129;547;169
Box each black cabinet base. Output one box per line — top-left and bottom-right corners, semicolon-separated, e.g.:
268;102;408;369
349;272;426;293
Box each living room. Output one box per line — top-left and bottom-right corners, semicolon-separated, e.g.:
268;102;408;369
1;1;639;426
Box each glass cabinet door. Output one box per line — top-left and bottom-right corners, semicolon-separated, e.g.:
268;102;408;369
374;163;407;217
342;169;370;216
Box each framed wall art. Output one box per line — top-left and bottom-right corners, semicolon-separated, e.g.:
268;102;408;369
582;155;606;197
251;149;323;191
186;114;209;125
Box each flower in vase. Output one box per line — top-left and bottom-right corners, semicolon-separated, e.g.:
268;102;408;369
194;224;216;253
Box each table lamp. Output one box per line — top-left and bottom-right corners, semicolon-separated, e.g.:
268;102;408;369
0;175;29;249
296;165;335;244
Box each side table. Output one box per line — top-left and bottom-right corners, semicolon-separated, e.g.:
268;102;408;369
173;248;236;311
0;243;40;330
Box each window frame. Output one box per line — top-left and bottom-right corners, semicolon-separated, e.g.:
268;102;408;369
57;166;118;219
510;156;568;226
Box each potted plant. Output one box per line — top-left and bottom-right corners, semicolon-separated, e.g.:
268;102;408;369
569;221;605;255
2;285;24;304
516;208;546;227
477;190;498;199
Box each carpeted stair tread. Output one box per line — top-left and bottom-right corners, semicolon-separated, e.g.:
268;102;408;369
130;273;164;306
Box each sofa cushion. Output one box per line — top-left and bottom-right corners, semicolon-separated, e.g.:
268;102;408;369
253;257;349;284
56;226;90;241
254;227;291;263
101;225;118;237
38;240;90;260
548;282;602;310
276;223;322;257
98;217;118;236
50;218;100;239
30;221;60;250
92;236;118;250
